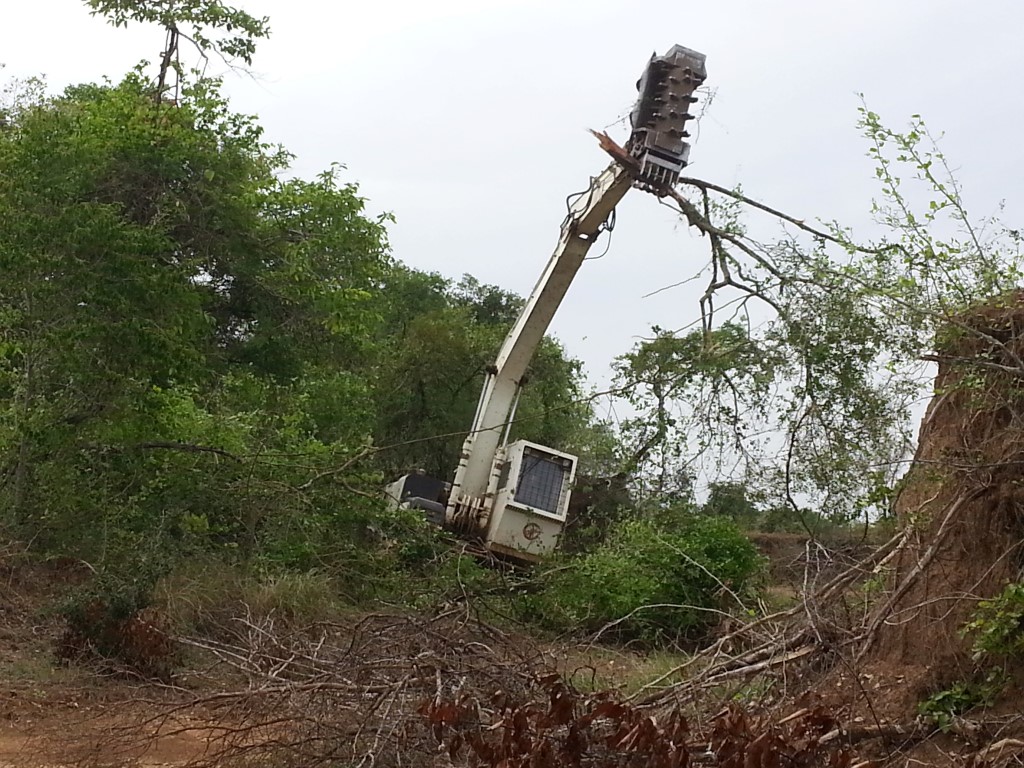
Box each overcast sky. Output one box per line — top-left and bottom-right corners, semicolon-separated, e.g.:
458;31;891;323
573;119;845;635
4;0;1023;404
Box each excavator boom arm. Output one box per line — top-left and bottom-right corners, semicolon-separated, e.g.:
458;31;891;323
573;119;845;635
449;163;632;514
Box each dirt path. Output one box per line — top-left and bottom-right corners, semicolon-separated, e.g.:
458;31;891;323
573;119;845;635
0;728;207;768
0;697;213;767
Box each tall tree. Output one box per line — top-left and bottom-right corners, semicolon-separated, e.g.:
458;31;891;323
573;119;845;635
0;73;389;566
84;0;270;99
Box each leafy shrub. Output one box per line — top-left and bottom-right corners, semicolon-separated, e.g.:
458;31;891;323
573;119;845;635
153;510;456;638
961;581;1024;660
239;570;340;622
917;672;1004;730
406;551;506;611
57;560;177;681
530;515;763;644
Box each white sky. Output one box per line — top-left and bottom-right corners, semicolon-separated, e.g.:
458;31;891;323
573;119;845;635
4;0;1023;401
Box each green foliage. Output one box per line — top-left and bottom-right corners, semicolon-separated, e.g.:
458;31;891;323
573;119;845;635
610;106;1024;528
60;556;166;634
532;515;763;644
614;323;778;503
913;582;1024;726
85;0;270;66
917;672;1004;731
674;480;832;535
155;561;346;636
700;482;762;529
0;74;391;574
57;550;177;679
917;683;980;730
561;470;633;554
961;581;1024;661
411;552;505;609
0;57;603;658
756;504;825;535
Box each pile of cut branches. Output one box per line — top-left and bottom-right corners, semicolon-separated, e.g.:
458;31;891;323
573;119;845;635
423;674;857;768
109;608;551;766
103;603;866;768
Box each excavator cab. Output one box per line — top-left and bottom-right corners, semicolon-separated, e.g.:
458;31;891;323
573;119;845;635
484;440;577;563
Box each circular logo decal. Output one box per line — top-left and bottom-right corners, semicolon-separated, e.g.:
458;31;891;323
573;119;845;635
522;522;542;541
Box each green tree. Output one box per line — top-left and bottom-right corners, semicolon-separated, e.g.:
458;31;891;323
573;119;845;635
700;481;762;529
607;108;1021;527
613;322;778;505
0;73;389;569
84;0;270;99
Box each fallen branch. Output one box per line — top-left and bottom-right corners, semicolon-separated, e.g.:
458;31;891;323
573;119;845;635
821;721;924;745
972;738;1024;762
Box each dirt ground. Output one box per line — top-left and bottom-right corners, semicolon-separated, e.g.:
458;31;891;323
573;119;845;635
0;721;206;768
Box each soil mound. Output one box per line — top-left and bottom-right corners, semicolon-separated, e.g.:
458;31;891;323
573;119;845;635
863;295;1024;706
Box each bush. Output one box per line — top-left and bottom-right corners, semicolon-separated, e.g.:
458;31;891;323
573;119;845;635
530;515;763;644
917;672;1005;730
961;581;1024;660
57;558;177;681
152;510;459;639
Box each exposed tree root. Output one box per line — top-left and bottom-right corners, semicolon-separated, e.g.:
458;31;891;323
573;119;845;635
853;489;983;665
